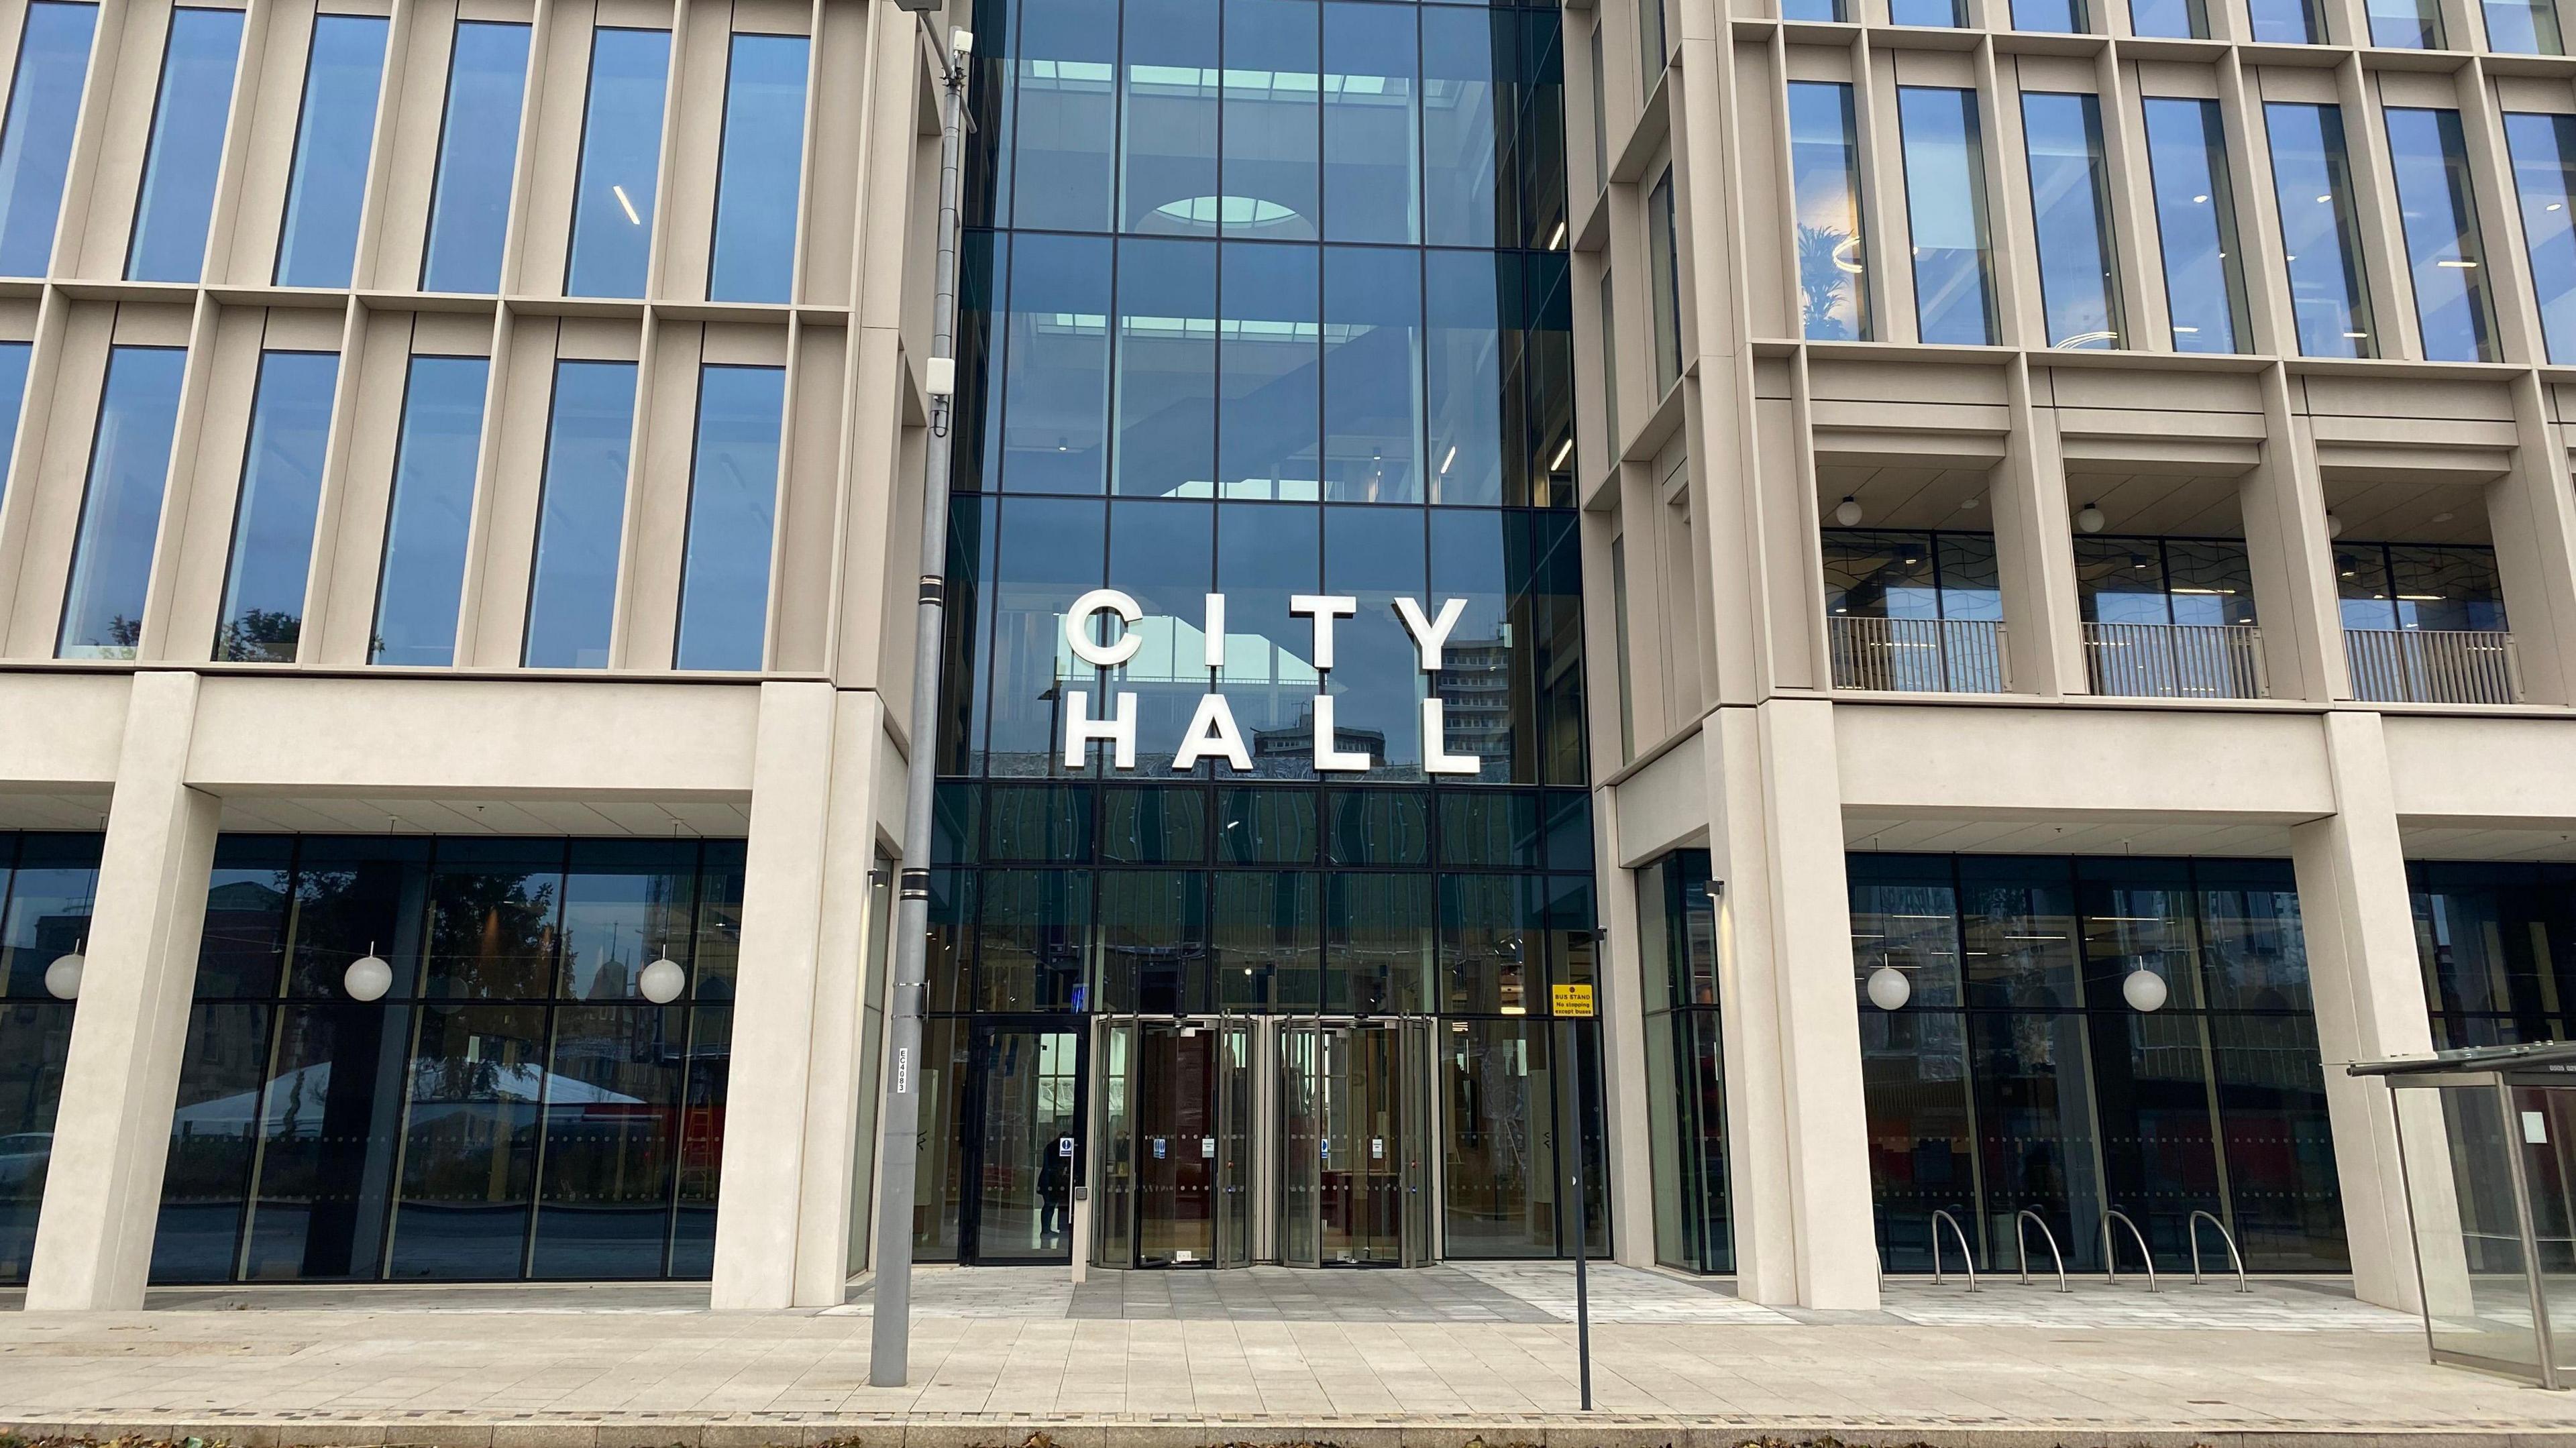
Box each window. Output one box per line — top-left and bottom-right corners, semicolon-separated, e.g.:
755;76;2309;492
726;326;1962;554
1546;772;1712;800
421;21;529;293
58;346;186;658
1611;533;1633;760
0;2;97;277
2130;0;2208;37
2248;0;2322;38
2385;108;2496;364
2142;97;2248;354
2074;537;2256;626
2505;111;2576;363
1890;0;1965;26
2265;102;2374;358
1648;168;1680;389
2486;0;2564;51
2013;0;2086;32
674;364;786;670
1588;21;1606;188
2335;542;2506;631
1789;81;1868;341
2023;93;2120;349
1322;245;1425;502
2367;0;2444;45
372;355;488;665
1322;2;1411;244
1638;0;1666;86
523;359;637;668
1898;87;1996;347
215;351;339;661
1784;0;1845;20
273;15;388;288
708;34;806;303
126;6;244;282
1598;267;1620;452
1010;0;1116;232
565;28;671;298
1639;849;1727;1273
0;341;31;502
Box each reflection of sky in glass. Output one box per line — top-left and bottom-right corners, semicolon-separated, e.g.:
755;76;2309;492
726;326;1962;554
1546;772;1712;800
2507;112;2576;363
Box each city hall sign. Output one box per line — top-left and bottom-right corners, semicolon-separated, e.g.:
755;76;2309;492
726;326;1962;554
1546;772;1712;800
1057;588;1482;775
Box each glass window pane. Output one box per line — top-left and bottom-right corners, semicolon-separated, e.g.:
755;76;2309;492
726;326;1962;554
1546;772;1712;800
372;355;488;666
215;350;339;661
152;1001;270;1281
274;14;388;288
1936;533;2002;620
1431;507;1521;781
388;1001;544;1278
530;1003;684;1277
1822;529;1941;619
2164;539;2258;624
2249;0;2322;38
1324;502;1427;776
987;497;1106;773
237;1000;411;1278
0;2;99;277
564;27;670;298
1214;499;1321;769
2013;0;2086;32
1638;0;1667;80
1112;236;1215;498
1222;0;1318;243
1891;0;1964;24
2130;0;2208;36
2265;102;2375;358
523;359;637;669
421;21;531;293
1012;0;1116;231
1106;498;1213;772
708;33;808;304
1322;244;1423;503
2074;537;2172;624
127;6;244;283
2507;111;2576;363
2390;543;2507;630
2143;97;2247;353
59;345;186;659
0;340;31;504
1899;87;1996;347
1648;169;1681;384
2023;92;2121;348
2487;0;2564;50
2368;0;2444;44
1000;232;1112;494
2335;543;2400;630
675;364;785;671
1442;1017;1557;1254
1120;0;1217;235
1789;82;1868;341
1218;239;1319;499
1421;7;1505;249
2385;108;2496;364
1324;0;1413;243
1426;248;1505;505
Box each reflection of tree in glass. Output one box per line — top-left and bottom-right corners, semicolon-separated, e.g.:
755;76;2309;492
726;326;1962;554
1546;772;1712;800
431;870;559;999
1799;223;1857;339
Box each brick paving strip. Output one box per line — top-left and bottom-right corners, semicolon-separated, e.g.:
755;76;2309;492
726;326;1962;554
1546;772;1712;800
2;1270;2571;1448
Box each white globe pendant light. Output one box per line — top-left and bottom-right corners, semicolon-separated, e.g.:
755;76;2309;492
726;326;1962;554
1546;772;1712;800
44;946;84;1001
2123;964;2169;1013
1835;495;1865;527
639;954;688;1005
344;942;393;1003
2076;501;2107;534
1866;964;1912;1011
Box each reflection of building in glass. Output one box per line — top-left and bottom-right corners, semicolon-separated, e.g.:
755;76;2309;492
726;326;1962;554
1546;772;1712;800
1434;634;1517;767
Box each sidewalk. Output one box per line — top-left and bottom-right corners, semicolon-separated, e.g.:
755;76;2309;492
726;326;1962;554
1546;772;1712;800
0;1266;2565;1448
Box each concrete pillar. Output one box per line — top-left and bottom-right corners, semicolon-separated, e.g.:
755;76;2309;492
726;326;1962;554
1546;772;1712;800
712;679;869;1309
1592;786;1659;1268
1706;698;1879;1308
25;671;219;1311
789;690;888;1305
2288;708;2439;1311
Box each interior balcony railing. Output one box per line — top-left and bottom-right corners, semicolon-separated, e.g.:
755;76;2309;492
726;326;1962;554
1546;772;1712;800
2082;622;2268;700
1827;616;2010;693
2344;627;2523;706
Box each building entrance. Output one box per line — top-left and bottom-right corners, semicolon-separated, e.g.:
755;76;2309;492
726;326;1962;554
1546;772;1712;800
1090;1017;1434;1268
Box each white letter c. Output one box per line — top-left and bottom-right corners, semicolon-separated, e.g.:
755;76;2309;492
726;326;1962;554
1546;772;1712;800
1065;588;1144;667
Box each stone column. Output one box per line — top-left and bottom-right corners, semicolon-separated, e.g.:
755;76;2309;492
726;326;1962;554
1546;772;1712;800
1706;698;1880;1308
25;671;220;1311
2289;708;2440;1311
711;680;850;1309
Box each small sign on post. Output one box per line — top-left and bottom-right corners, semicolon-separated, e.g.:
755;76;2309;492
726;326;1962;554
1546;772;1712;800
1552;983;1596;1017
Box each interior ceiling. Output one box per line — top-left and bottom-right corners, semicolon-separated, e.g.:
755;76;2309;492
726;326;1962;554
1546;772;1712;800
2062;471;2245;538
1815;464;1995;531
2321;474;2493;545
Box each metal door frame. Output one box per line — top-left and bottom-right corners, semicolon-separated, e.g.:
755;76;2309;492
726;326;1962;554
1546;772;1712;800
1276;1015;1438;1268
958;1017;1089;1266
1086;1013;1254;1269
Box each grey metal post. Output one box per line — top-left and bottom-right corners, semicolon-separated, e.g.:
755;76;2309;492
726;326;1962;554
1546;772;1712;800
869;18;969;1391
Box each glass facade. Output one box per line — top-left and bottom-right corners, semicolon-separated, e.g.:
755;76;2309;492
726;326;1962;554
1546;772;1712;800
421;21;532;294
1850;854;2345;1275
2334;541;2506;632
2074;537;2257;627
2414;862;2576;1049
1788;81;1866;342
524;359;638;669
2023;92;2121;349
1898;86;1996;347
675;364;786;671
565;28;671;299
1638;848;1729;1274
0;832;101;1285
2506;111;2576;363
152;834;741;1284
127;5;244;284
0;1;97;278
708;33;808;304
2141;97;2247;354
932;0;1597;1268
372;355;490;667
2265;102;2375;359
2385;108;2496;364
59;345;186;660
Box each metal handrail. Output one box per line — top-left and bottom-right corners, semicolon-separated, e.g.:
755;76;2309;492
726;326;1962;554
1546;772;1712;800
2343;626;2522;705
1929;1209;1977;1289
2081;621;2268;700
2189;1209;2250;1292
1826;615;2012;693
2015;1209;2069;1293
2102;1209;2158;1292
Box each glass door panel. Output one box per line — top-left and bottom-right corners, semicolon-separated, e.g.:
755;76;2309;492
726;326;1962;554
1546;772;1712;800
1279;1025;1322;1266
969;1025;1081;1263
1216;1021;1253;1266
1136;1021;1217;1265
1093;1021;1133;1268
